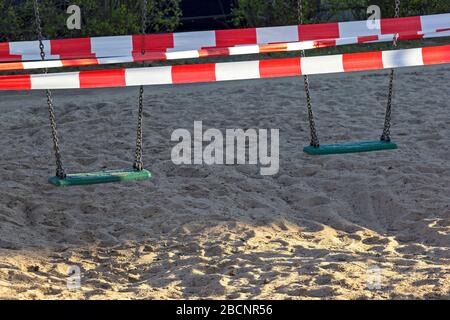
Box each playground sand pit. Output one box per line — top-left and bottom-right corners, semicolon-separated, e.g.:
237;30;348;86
0;64;449;299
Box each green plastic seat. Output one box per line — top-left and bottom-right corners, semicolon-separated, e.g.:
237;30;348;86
303;140;398;155
48;168;151;187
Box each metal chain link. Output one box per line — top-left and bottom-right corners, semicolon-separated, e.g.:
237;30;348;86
381;0;401;142
133;0;148;171
142;0;148;35
134;85;145;171
297;0;320;147
140;0;148;54
33;0;66;178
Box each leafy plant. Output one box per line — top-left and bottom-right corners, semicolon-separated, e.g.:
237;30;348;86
0;0;182;41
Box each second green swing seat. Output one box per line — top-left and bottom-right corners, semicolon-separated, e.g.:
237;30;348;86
303;140;398;155
48;169;152;187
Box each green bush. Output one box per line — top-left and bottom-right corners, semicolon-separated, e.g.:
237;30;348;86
0;0;181;41
231;0;450;27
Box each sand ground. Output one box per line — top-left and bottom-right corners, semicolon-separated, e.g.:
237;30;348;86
0;64;449;299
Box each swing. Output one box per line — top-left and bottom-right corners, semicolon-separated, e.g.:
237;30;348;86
48;169;151;187
299;0;400;156
303;141;398;155
32;0;152;187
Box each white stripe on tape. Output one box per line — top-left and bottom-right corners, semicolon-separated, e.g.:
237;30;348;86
301;54;344;75
166;50;200;60
9;40;60;61
424;30;450;38
382;48;423;69
215;60;260;81
336;37;358;46
23;60;63;69
286;41;315;51
91;36;133;58
229;45;260;55
420;13;450;33
338;20;381;38
31;72;80;90
98;56;134;64
125;66;173;86
171;31;216;52
256;26;299;44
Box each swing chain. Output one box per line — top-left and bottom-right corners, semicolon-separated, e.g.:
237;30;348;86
134;0;148;171
381;0;401;142
134;86;145;171
392;0;401;46
33;0;66;179
142;0;148;35
297;0;320;147
140;0;148;55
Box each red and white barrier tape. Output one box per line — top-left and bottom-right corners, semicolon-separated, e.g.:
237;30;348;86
1;13;449;63
1;30;448;72
1;45;448;91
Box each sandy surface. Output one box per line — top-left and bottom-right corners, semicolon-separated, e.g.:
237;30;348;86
0;64;449;299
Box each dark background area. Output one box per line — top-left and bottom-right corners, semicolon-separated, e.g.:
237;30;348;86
180;0;237;31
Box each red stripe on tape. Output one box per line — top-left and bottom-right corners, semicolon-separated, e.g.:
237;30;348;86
0;62;24;71
358;35;379;43
132;34;174;53
260;43;288;53
0;74;31;90
172;63;216;84
313;39;337;48
199;47;230;58
62;58;98;67
381;16;422;35
79;69;126;88
132;51;167;62
398;33;424;41
259;58;301;78
343;51;383;72
422;45;450;65
0;43;22;62
51;38;95;59
299;23;339;41
215;28;257;47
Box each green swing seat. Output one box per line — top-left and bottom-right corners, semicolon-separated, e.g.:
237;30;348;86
303;140;398;155
48;168;152;187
